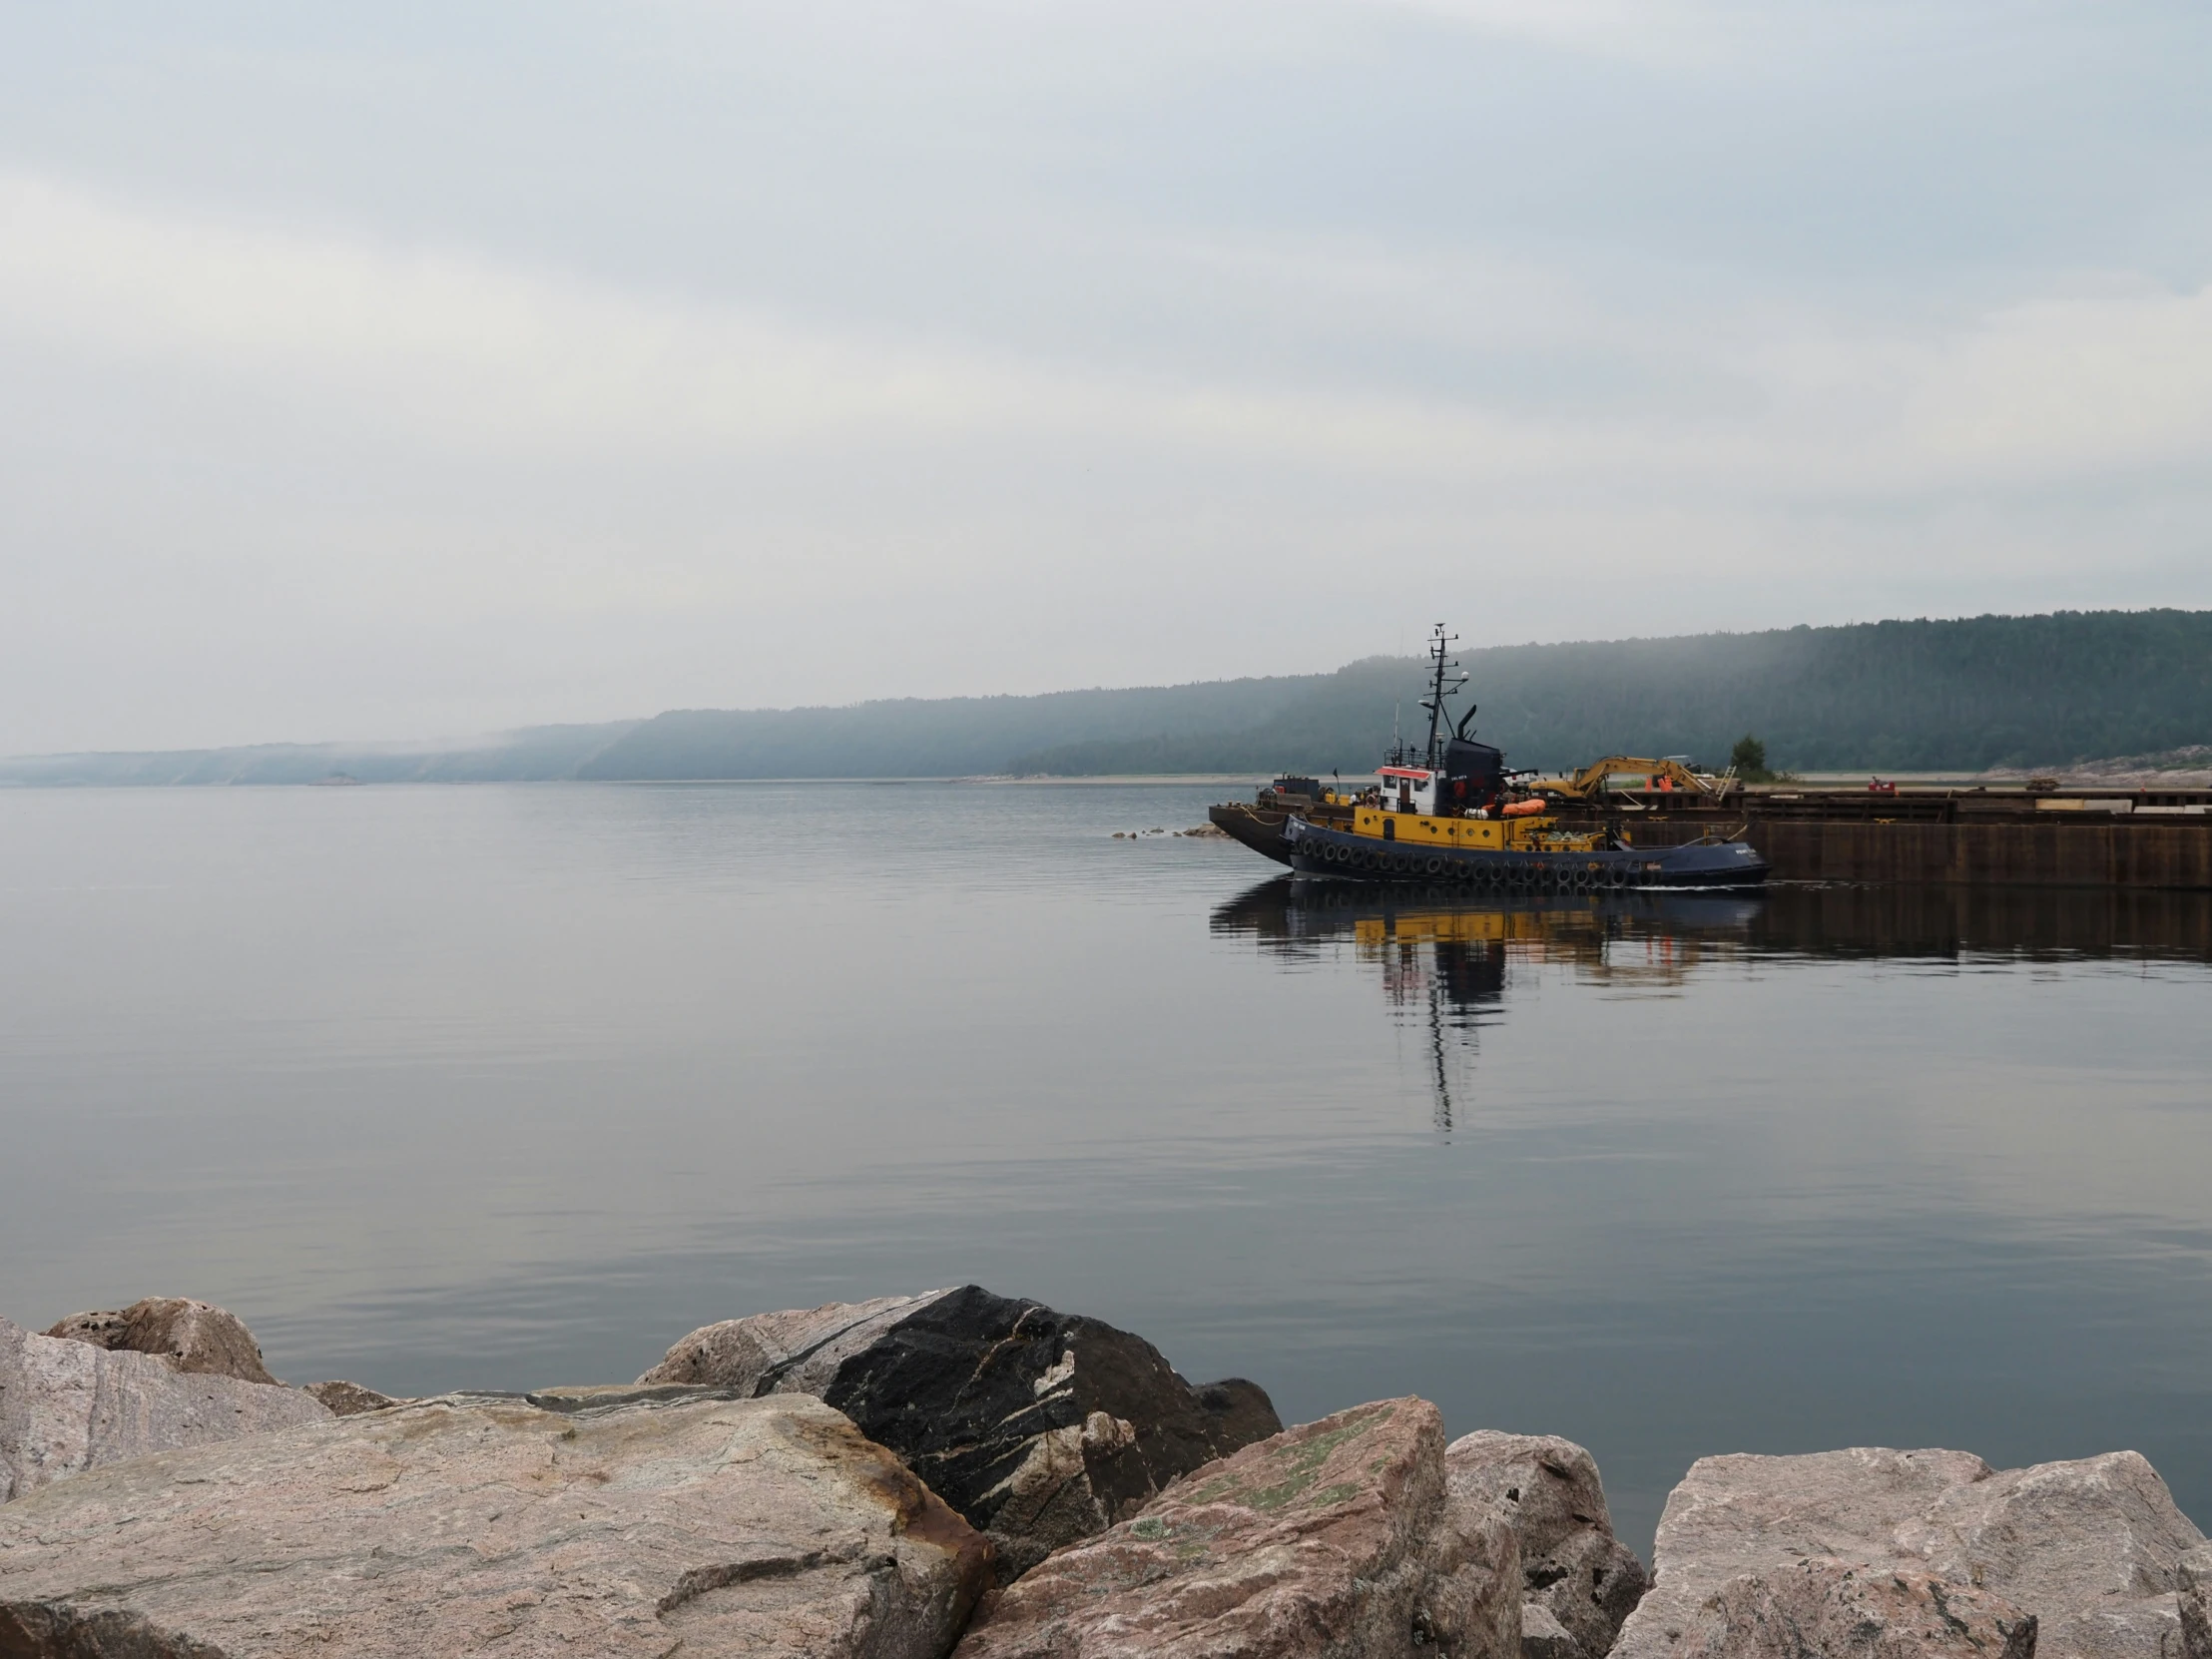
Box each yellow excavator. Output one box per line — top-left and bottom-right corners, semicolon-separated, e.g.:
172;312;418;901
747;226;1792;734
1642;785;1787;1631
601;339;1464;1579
1531;757;1735;803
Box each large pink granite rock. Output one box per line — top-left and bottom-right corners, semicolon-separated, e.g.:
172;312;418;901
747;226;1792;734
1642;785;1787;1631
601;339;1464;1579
1446;1430;1648;1658
0;1386;990;1658
1681;1557;2036;1659
45;1296;280;1384
0;1315;330;1503
1614;1445;2206;1659
954;1396;1521;1659
1901;1451;2207;1659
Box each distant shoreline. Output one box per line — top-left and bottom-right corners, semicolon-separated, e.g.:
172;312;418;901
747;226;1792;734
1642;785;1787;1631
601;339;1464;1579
0;773;1279;790
5;610;2209;789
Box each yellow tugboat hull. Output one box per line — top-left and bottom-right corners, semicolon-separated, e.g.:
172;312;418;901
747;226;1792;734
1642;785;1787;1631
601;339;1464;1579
1349;808;1604;854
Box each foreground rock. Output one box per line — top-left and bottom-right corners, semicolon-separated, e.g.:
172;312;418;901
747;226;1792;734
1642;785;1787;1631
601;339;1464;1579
0;1315;329;1503
957;1395;1519;1658
1615;1445;2207;1659
2179;1545;2212;1659
1447;1430;1648;1658
642;1285;1283;1579
45;1295;280;1384
1686;1558;2036;1659
0;1386;989;1657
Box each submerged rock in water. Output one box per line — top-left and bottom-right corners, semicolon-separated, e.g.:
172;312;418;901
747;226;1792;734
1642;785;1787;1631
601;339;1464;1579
1446;1430;1648;1659
640;1285;1284;1580
1614;1445;2206;1659
0;1389;989;1658
45;1296;279;1385
0;1315;330;1504
955;1395;1521;1659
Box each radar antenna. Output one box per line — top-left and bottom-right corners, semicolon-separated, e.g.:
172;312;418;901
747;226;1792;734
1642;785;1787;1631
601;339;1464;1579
1418;623;1470;771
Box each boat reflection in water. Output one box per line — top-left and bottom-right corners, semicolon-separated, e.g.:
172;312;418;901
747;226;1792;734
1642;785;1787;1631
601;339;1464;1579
1210;877;2212;1128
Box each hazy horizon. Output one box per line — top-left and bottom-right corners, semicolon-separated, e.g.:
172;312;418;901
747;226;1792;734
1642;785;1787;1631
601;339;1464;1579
8;3;2212;753
7;606;2202;771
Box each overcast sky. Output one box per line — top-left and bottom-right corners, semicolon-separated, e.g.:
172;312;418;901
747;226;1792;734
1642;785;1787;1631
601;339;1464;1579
5;2;2210;751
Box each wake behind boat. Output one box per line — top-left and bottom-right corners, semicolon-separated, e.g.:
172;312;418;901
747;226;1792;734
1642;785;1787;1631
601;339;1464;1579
1215;624;1768;892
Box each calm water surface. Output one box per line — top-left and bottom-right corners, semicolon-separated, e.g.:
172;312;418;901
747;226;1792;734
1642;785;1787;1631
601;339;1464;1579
3;782;2208;1552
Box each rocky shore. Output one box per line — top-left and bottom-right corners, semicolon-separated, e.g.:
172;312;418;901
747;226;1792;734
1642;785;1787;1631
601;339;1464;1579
2;1291;2204;1658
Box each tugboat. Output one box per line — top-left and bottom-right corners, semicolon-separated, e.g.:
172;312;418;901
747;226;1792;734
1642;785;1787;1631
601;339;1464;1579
1223;625;1767;891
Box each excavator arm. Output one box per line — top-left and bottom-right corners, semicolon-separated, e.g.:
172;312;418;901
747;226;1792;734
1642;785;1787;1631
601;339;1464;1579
1532;756;1730;801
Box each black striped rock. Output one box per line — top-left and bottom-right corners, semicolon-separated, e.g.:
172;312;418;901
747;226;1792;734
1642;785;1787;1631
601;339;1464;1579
639;1285;1281;1581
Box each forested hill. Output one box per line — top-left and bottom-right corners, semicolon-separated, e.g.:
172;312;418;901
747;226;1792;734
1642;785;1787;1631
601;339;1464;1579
573;675;1308;781
1010;609;2212;777
5;610;2208;784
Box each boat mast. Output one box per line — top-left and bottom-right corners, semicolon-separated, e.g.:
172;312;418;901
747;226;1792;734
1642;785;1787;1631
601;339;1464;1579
1419;623;1466;771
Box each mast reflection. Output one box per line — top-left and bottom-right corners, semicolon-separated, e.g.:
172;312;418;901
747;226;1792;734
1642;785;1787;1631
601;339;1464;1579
1210;878;2212;1125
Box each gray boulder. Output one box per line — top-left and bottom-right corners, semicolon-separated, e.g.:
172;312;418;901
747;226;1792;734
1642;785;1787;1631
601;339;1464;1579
955;1395;1521;1658
45;1296;279;1384
1901;1451;2206;1659
1520;1603;1584;1659
1447;1430;1648;1658
2178;1544;2211;1659
0;1387;990;1658
1614;1445;2206;1659
641;1285;1284;1580
0;1315;330;1503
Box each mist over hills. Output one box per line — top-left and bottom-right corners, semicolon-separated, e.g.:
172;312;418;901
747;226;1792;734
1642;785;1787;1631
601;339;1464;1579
0;724;642;788
574;676;1304;782
5;610;2208;786
1013;609;2212;777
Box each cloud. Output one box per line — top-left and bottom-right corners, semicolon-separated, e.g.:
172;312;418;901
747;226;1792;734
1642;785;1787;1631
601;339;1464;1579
9;169;2209;501
0;172;1035;456
0;170;1644;482
1905;280;2212;476
1374;0;1737;62
3;63;2211;761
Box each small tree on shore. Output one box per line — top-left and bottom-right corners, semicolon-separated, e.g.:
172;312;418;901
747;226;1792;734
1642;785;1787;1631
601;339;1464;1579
1731;734;1773;782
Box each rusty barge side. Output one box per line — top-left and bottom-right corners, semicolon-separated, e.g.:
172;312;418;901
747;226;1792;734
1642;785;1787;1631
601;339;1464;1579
1744;818;2212;887
1595;786;2212;889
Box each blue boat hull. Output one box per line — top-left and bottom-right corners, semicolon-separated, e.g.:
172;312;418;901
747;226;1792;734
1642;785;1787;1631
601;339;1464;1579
1284;820;1767;889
